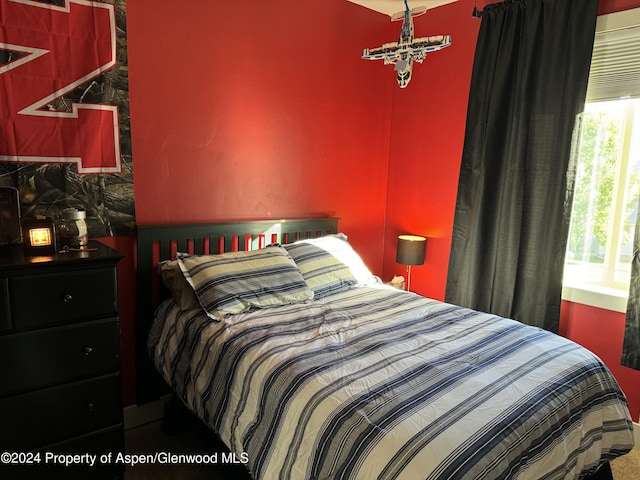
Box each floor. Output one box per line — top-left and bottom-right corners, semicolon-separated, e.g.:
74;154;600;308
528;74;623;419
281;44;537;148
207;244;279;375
123;420;222;479
610;446;640;480
124;419;640;479
123;419;250;480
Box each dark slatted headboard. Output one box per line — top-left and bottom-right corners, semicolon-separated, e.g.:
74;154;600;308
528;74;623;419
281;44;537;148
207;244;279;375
135;217;340;403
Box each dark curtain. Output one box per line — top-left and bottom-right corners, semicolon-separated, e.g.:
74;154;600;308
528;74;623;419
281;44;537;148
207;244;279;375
622;201;640;370
445;0;599;332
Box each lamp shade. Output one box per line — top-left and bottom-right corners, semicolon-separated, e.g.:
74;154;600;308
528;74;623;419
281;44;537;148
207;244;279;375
396;235;426;266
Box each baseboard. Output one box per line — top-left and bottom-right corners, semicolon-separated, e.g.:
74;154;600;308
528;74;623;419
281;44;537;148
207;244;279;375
122;394;173;431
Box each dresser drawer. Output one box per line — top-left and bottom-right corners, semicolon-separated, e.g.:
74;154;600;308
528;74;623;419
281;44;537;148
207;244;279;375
0;319;120;397
9;267;117;329
0;373;123;450
0;277;9;332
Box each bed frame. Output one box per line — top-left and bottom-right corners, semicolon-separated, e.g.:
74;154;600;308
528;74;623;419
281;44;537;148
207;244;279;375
135;217;340;403
133;217;619;480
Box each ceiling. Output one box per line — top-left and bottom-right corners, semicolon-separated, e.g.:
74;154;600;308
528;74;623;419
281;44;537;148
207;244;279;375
346;0;458;18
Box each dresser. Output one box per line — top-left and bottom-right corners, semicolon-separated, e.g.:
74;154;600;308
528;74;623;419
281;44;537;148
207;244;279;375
0;241;124;479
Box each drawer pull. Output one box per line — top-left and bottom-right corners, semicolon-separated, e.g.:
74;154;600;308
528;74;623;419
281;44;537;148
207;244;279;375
63;294;73;303
84;346;94;356
86;402;95;412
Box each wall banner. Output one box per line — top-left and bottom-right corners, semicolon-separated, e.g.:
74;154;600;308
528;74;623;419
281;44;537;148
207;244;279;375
0;0;133;237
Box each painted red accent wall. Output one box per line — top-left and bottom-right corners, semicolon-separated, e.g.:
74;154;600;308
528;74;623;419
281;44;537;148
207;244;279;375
127;1;395;272
560;302;640;423
124;1;396;405
96;235;136;406
121;0;640;417
598;0;640;15
383;0;640;421
383;0;480;300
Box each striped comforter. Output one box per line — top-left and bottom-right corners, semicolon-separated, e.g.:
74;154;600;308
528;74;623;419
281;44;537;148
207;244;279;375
148;285;635;480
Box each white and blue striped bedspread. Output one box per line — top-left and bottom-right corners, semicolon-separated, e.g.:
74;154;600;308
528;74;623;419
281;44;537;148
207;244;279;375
148;285;635;480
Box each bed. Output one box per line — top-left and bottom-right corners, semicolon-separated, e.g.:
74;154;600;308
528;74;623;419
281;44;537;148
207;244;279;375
137;218;635;480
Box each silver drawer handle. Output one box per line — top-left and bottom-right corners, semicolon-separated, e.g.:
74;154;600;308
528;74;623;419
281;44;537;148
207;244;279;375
84;346;93;356
63;294;73;303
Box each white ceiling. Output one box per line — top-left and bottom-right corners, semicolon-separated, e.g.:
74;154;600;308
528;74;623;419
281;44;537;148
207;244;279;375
347;0;458;18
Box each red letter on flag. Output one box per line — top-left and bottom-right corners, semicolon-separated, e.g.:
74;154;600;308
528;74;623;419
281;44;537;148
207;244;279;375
0;0;121;174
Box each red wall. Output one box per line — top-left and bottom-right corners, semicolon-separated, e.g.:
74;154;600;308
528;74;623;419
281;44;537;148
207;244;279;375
383;0;479;300
127;0;395;271
121;0;640;416
96;235;136;405
598;0;640;15
560;302;640;423
383;0;640;421
124;0;395;405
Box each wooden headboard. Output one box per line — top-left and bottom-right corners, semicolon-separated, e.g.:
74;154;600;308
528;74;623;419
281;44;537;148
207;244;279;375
135;217;340;403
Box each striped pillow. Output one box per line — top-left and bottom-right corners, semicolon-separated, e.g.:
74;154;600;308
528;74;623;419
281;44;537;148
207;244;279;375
284;234;360;298
177;246;313;320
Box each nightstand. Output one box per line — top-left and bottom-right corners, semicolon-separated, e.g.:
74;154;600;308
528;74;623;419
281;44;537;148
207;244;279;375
0;241;124;479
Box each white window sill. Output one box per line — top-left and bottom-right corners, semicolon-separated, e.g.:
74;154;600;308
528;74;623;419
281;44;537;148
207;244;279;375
562;283;628;313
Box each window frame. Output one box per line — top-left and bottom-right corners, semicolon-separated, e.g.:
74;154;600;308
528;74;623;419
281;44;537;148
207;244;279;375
562;7;640;313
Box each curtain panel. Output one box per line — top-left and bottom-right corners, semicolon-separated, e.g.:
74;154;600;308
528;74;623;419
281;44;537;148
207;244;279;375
623;204;640;370
445;0;599;332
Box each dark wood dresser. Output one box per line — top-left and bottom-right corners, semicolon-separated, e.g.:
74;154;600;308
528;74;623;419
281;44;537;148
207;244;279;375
0;241;124;479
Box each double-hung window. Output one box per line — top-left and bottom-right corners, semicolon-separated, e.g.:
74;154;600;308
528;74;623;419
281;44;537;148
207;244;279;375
563;8;640;312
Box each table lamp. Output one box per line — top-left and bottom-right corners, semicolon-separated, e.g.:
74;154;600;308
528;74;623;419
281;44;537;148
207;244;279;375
396;234;426;292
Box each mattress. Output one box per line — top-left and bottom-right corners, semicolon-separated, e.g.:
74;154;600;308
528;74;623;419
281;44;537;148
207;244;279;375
148;284;635;480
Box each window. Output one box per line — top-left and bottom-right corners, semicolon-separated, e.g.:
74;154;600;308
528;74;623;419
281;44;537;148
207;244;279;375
562;8;640;312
